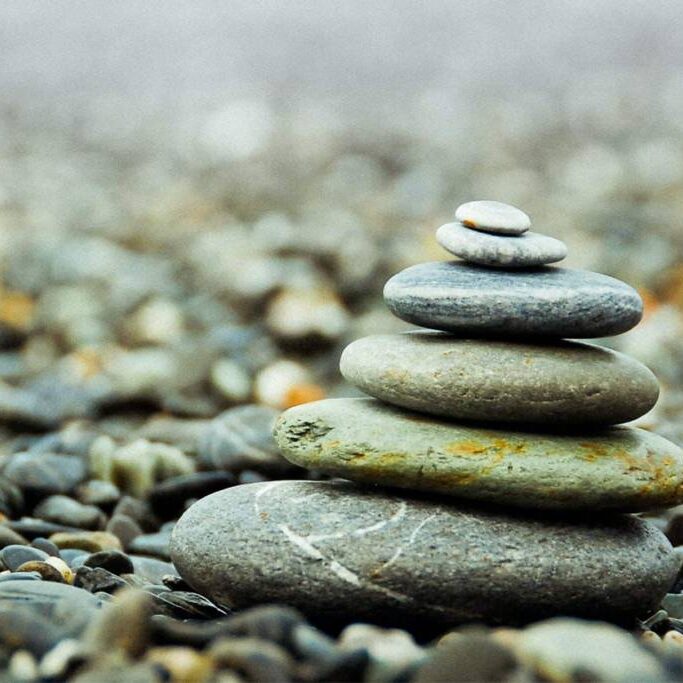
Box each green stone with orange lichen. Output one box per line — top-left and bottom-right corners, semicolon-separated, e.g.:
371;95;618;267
273;398;683;512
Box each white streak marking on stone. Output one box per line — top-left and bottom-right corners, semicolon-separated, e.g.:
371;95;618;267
306;501;407;543
279;524;412;602
279;524;324;561
253;480;287;515
328;561;361;586
378;515;437;573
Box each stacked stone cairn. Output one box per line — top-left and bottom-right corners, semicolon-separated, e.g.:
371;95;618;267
171;201;683;629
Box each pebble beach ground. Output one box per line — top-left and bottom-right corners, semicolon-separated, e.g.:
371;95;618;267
3;70;683;680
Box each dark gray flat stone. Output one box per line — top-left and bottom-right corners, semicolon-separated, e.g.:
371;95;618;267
170;481;679;627
340;332;659;426
0;579;104;635
383;262;643;338
436;222;567;267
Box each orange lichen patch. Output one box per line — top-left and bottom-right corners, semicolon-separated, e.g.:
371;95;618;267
493;439;526;454
283;383;325;408
445;441;490;456
578;442;611;462
446;439;526;457
0;290;34;330
461;219;477;228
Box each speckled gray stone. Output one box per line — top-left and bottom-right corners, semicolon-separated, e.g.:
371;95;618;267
170;480;679;627
383;261;643;338
455;200;531;235
436;222;567;267
274;398;683;511
339;332;659;426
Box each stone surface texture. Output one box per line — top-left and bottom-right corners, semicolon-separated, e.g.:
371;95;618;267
273;398;683;511
170;480;679;626
383;261;643;338
339;332;659;426
436;222;567;267
455;200;531;235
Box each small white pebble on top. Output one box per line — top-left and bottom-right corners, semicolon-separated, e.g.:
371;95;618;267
455;200;531;235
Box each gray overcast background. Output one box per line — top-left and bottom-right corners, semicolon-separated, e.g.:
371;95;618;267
1;1;682;107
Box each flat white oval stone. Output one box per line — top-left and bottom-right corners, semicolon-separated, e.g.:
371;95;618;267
436;222;567;267
455;200;531;235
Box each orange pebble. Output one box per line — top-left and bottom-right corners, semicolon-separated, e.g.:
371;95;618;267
283;383;326;408
0;291;35;330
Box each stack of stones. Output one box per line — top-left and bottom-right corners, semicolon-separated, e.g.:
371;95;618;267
171;201;683;629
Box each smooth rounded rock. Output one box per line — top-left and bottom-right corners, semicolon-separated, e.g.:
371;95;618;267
1;544;50;571
340;332;659;426
274;398;683;511
455;200;531;235
170;480;679;626
0;580;104;635
383;261;643;338
436;222;567;267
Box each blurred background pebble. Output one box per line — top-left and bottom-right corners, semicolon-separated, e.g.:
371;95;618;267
0;1;682;445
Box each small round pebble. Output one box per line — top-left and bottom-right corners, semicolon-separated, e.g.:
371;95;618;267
455;200;531;235
436;222;567;267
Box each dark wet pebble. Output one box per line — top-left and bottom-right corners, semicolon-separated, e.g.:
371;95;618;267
130;556;178;585
151;590;229;619
61;548;90;569
75;565;128;594
3;452;87;498
16;560;65;582
0;525;28;548
148;471;236;519
0;544;49;571
106;513;143;549
76;479;121;510
161;575;192;591
0;478;23;517
0;579;104;636
0;571;41;582
84;550;134;576
128;530;172;560
7;517;81;539
34;494;106;530
198;404;289;473
31;537;60;556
